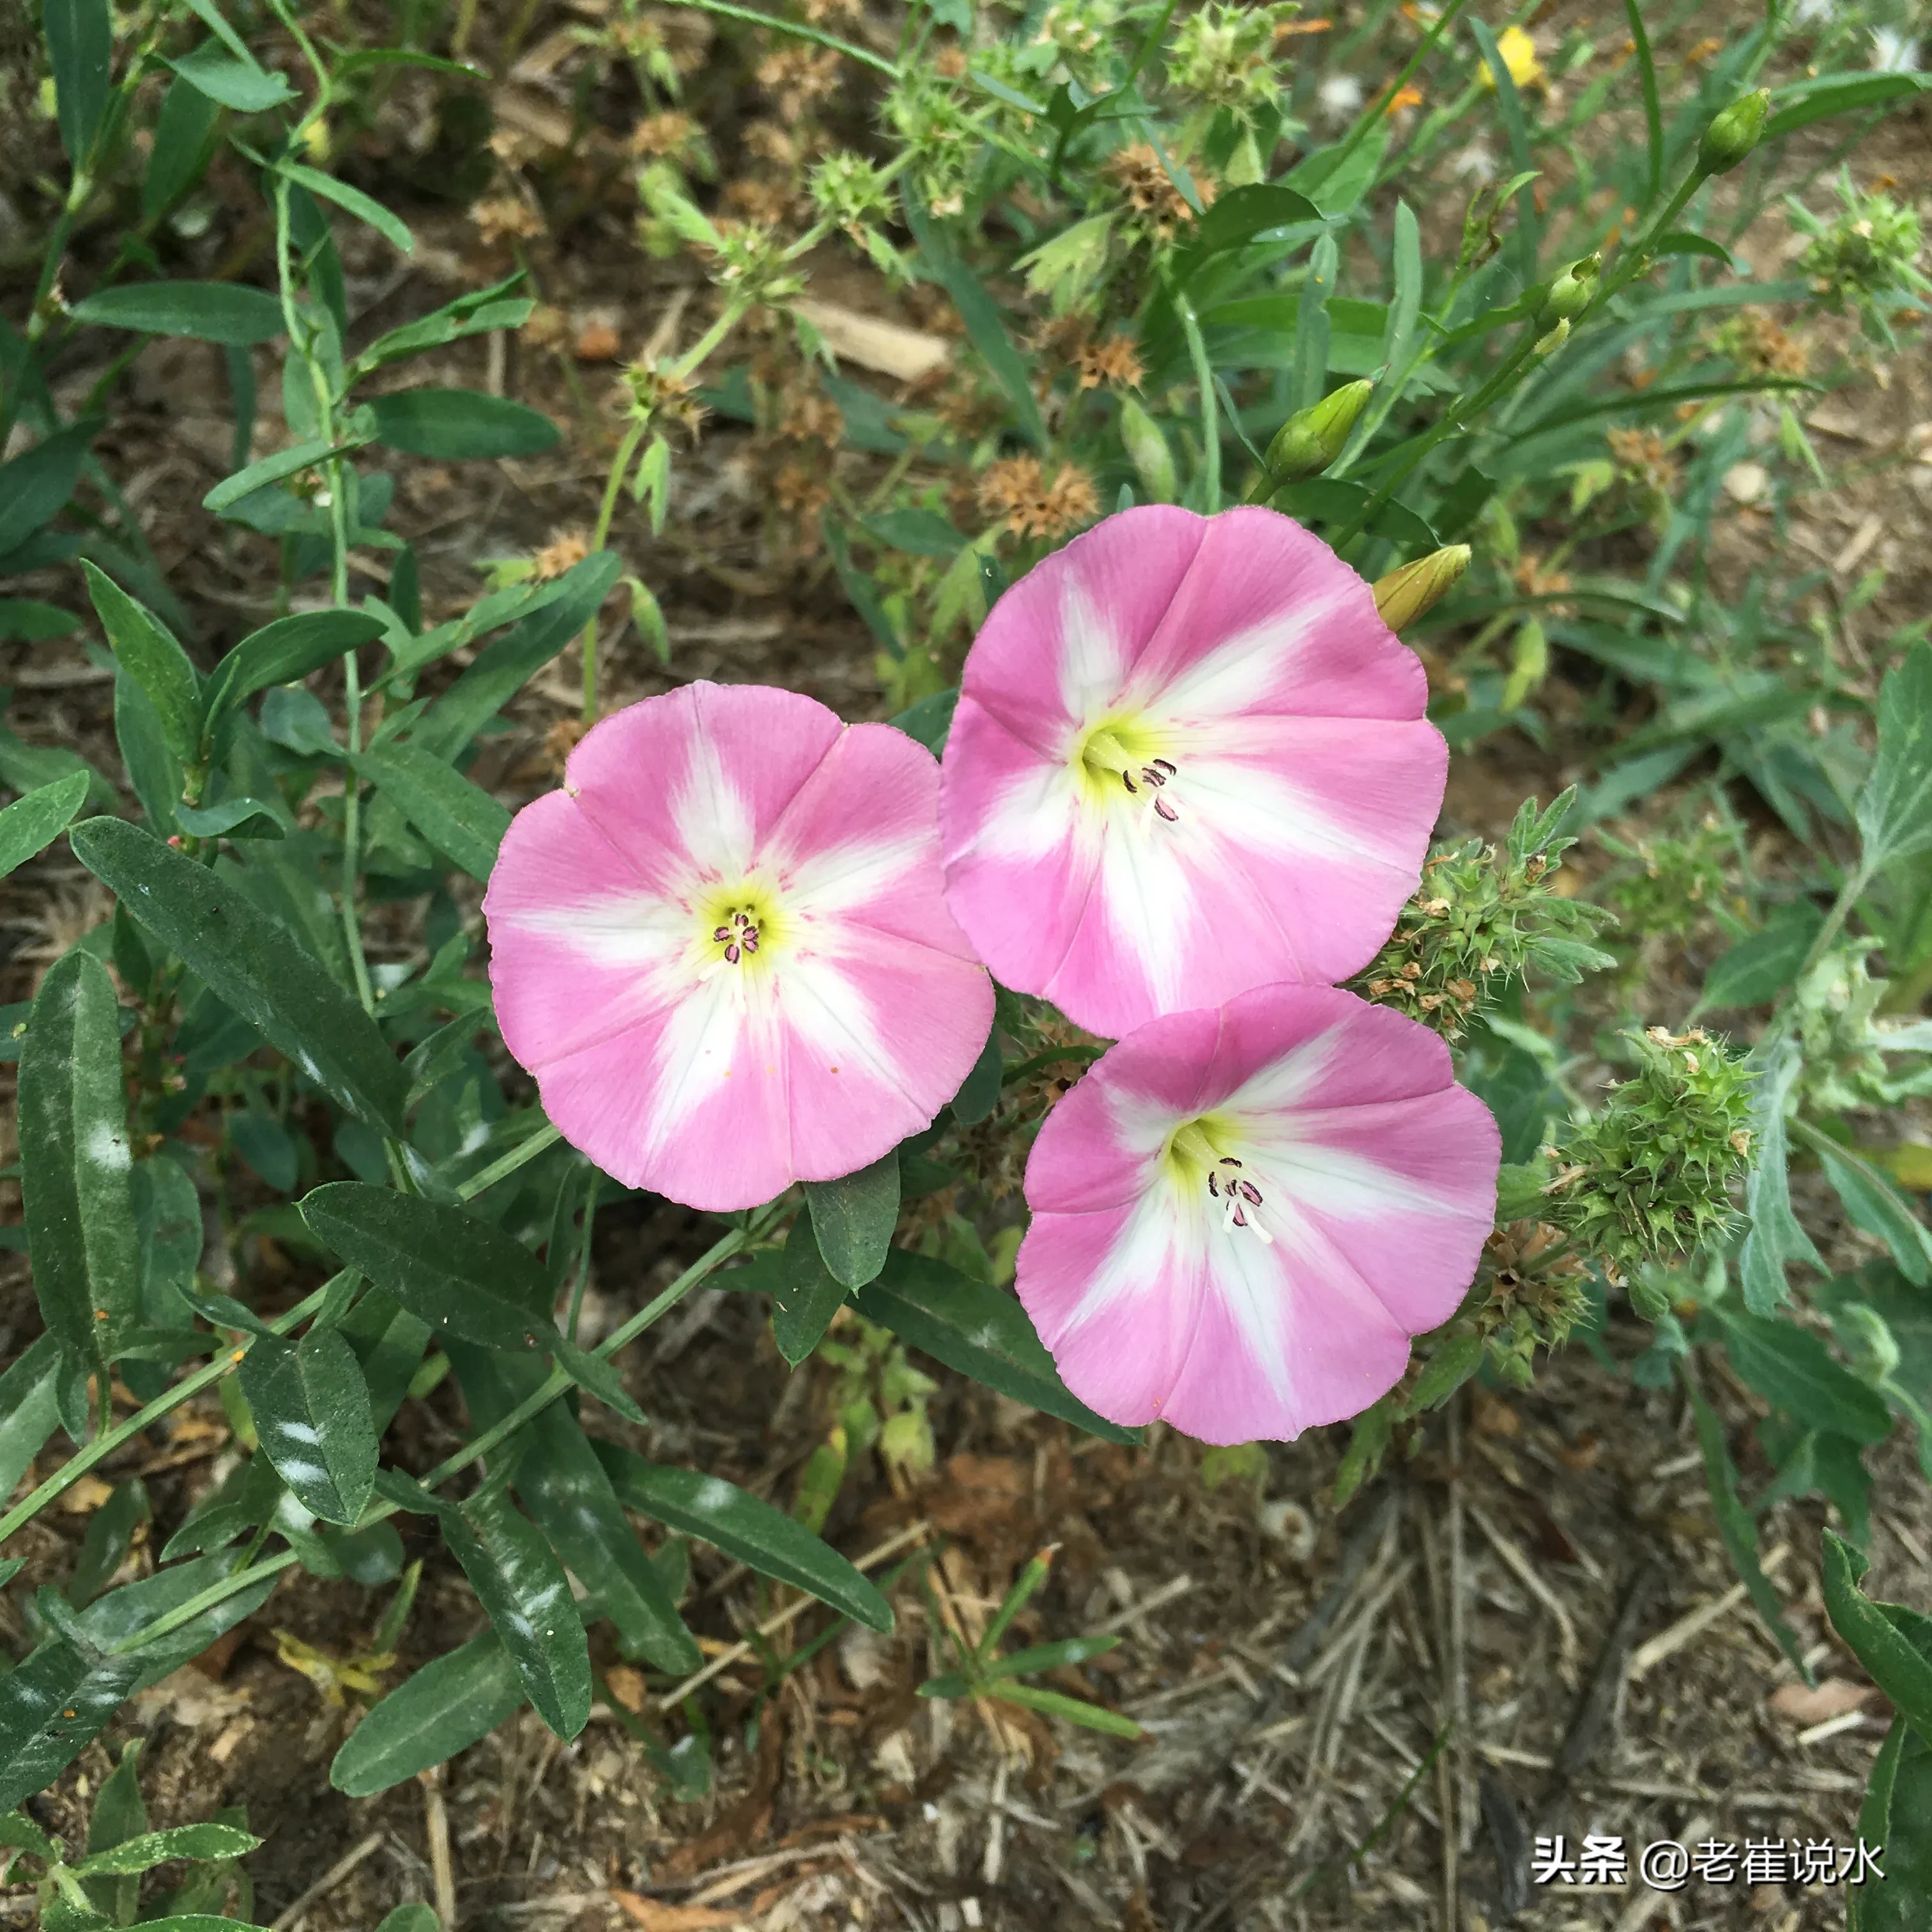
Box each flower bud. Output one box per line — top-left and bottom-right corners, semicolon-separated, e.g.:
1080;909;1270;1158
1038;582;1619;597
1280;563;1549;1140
1372;544;1471;631
1118;394;1177;503
1540;252;1600;323
1698;88;1771;175
1250;379;1373;498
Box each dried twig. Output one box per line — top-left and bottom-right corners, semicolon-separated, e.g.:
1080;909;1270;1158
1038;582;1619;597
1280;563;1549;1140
419;1769;457;1931
268;1830;387;1931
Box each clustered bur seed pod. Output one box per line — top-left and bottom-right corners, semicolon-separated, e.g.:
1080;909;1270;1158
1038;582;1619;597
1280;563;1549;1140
1247;379;1374;500
1538;1027;1756;1281
1475;1221;1594;1388
1351;790;1616;1039
1698;88;1772;175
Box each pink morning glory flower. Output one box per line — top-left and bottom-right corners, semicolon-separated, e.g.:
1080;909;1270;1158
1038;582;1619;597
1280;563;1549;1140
484;682;994;1213
939;505;1446;1040
1015;984;1499;1444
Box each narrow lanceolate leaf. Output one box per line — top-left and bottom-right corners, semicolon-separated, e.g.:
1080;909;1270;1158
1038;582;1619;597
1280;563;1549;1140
411;552;620;759
238;1329;379;1525
772;1213;848;1367
73;1824;261;1876
0;1335;62;1505
1816;1140;1932;1287
328;1629;524;1796
1738;1043;1818;1316
353;746;510;884
18;951;141;1369
595;1441;892;1632
440;1488;590;1740
1708;1311;1892;1446
298;1185;550;1354
0;1634;144;1814
804;1151;900;1291
276;162;415;254
362;390;557;460
0;771;89;880
1851;1717;1932;1932
1821;1531;1932;1742
203;437;367;516
69;818;406;1135
68;283;286;348
0;420;102;557
1858;643;1932;875
201;609;387;730
43;0;113;167
82;564;201;773
855;1252;1139;1444
451;1347;699;1673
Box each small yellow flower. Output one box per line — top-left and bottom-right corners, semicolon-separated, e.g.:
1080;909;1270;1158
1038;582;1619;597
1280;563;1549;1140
1480;25;1547;93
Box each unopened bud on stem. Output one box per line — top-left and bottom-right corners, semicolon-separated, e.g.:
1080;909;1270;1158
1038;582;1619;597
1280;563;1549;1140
1539;252;1600;324
1698;88;1770;175
1373;544;1472;631
1246;379;1374;501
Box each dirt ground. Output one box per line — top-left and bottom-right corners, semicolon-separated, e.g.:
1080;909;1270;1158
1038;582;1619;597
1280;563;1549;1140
3;9;1932;1932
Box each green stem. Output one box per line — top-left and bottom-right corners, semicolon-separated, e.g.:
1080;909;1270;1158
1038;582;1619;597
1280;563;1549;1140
663;0;899;76
583;418;648;726
0;1285;332;1549
456;1122;562;1201
1174;288;1219;514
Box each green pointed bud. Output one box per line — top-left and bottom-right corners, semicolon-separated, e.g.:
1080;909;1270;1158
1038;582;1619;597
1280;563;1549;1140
1539;252;1600;323
1117;394;1177;504
1248;379;1373;501
1372;544;1471;631
1698;88;1770;175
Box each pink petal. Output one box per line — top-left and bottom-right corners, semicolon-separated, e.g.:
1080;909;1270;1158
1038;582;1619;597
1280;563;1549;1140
1016;985;1499;1443
486;683;992;1211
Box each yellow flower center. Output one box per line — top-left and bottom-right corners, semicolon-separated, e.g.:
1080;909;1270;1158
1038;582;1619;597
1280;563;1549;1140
693;875;787;975
1165;1115;1273;1243
1071;716;1184;823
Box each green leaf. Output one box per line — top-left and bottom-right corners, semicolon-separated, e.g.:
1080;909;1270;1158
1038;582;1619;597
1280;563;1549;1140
1858;643;1932;875
298;1184;550;1354
141;74;221;222
1816;1139;1932;1288
1822;1531;1932;1739
1766;72;1931;142
167;40;295;111
202;609;385;730
238;1329;378;1525
1184;181;1322;264
1851;1705;1932;1931
1652;230;1735;268
1739;1043;1818;1315
0;772;89;880
328;1629;524;1795
0;420;100;557
772;1213;849;1367
450;1347;699;1673
275;162;414;254
859;508;965;558
950;1020;1001;1126
68;283;286;348
376;1907;445;1932
69;817;406;1135
804;1151;900;1291
43;0;113;167
82;563;201;772
1701;900;1825;1009
0;1808;59;1859
0;1635;144;1816
73;1824;261;1876
362;390;558;460
69;1480;150;1607
410;551;620;760
0;1335;62;1506
1266;477;1439;551
904;197;1045;450
439;1487;590;1740
204;437;365;516
0;599;80;642
1403;1329;1485;1416
983;1634;1120;1680
986;1680;1140;1739
346;275;532;379
1689;1377;1809;1677
889;688;958;756
0;1559;278;1810
1621;0;1663;207
854;1252;1138;1443
18;950;141;1372
1708;1310;1892;1446
596;1442;892;1632
352;746;509;884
